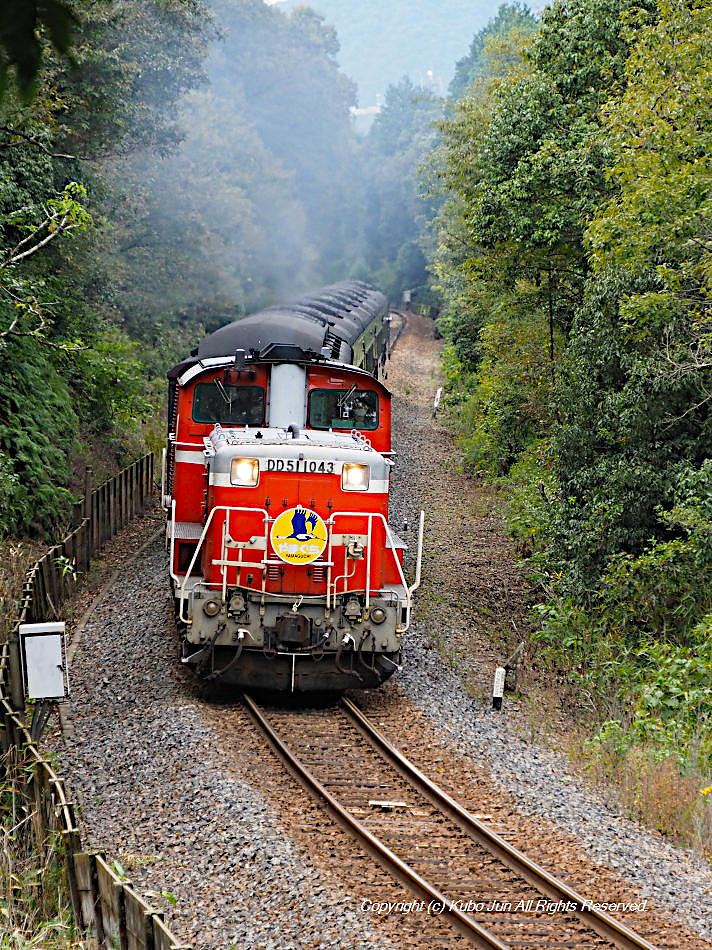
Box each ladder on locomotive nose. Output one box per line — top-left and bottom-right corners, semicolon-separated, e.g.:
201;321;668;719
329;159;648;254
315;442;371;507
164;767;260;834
169;501;424;631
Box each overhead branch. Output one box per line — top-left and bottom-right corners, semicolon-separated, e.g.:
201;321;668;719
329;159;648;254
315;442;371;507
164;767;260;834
1;185;91;272
0;283;84;349
0;125;78;160
0;211;81;271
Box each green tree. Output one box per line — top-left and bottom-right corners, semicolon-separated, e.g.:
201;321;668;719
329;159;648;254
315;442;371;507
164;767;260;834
430;0;658;477
449;2;536;98
359;77;442;299
0;0;211;534
550;0;712;586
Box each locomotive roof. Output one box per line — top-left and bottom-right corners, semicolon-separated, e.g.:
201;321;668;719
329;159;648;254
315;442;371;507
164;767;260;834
196;281;387;361
171;353;392;398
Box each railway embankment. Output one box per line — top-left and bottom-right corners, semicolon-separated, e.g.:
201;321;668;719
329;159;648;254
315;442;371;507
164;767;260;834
50;314;712;950
376;311;712;944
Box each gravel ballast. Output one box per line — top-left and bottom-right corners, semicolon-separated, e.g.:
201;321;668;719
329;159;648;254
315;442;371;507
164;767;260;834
61;545;385;950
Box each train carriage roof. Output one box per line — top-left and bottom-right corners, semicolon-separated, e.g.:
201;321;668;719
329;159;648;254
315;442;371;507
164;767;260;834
195;281;387;361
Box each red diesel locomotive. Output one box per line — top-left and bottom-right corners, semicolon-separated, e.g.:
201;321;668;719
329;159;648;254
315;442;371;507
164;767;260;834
163;281;423;691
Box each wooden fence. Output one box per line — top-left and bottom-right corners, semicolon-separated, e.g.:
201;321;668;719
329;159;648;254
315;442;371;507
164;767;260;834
19;454;155;631
1;453;190;950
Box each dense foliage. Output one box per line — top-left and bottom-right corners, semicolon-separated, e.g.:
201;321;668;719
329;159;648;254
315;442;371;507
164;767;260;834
0;0;210;534
431;0;712;776
449;0;535;97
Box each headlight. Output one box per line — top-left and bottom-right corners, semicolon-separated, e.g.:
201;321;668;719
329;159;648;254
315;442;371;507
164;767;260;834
342;463;369;491
230;457;259;487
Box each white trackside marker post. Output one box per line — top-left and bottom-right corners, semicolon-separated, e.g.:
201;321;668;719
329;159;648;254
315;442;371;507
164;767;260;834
492;666;506;710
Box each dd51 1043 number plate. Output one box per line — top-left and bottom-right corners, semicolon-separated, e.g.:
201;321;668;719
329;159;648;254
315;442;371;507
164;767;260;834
265;459;336;473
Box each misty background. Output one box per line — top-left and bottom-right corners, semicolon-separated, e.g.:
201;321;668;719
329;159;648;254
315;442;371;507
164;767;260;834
270;0;498;105
111;0;505;339
0;0;523;532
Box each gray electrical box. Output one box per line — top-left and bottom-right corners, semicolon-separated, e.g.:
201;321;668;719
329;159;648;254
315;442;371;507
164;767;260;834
19;622;69;700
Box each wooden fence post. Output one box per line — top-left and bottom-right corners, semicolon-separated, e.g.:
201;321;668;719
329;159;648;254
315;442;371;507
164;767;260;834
125;464;131;526
83;466;93;520
144;455;148;502
130;462;135;521
119;467;126;530
97;485;103;546
127;464;133;523
90;853;107;947
91;489;98;554
7;637;24;712
74;852;98;938
39;556;55;620
100;484;107;545
81;519;90;573
62;826;83;933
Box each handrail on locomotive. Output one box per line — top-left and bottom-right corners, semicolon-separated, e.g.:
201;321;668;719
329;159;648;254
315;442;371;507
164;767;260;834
168;499;424;631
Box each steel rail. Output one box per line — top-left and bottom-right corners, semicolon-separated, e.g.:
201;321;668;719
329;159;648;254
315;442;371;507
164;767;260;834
341;696;659;950
242;691;510;949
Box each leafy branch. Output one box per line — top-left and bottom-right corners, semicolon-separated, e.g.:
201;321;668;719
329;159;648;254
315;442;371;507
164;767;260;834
0;182;92;346
0;124;77;160
1;182;91;269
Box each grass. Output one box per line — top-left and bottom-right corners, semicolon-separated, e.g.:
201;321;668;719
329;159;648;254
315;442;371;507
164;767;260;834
117;852;160;872
0;539;46;643
0;751;87;950
578;738;712;858
517;658;712;857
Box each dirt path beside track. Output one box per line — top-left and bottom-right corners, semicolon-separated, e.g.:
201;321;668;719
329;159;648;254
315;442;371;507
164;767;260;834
385;310;532;699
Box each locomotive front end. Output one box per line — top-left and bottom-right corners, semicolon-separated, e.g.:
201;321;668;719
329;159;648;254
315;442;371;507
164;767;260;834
172;424;418;691
165;281;423;692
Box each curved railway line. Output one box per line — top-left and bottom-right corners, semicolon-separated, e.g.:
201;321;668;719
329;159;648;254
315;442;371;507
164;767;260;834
243;692;660;950
51;312;712;950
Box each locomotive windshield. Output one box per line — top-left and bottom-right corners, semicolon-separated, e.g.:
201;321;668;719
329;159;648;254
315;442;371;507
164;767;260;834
193;383;265;425
308;388;378;430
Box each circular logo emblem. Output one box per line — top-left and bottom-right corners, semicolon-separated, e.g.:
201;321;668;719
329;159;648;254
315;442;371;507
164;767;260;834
270;505;328;565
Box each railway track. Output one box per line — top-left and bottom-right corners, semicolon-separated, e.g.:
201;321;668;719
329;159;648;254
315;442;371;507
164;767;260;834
244;693;661;950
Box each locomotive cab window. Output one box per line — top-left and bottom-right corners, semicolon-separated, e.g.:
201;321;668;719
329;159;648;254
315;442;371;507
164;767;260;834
308;387;378;430
192;383;265;425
